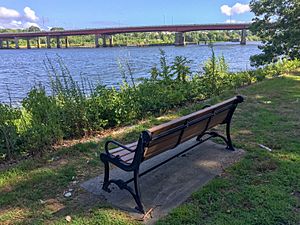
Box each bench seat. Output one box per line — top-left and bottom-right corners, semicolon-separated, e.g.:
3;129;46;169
109;142;137;164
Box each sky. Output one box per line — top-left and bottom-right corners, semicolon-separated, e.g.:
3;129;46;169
0;0;253;30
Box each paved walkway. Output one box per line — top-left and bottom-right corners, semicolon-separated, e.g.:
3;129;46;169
81;139;245;224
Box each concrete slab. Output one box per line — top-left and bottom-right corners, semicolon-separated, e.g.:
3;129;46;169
81;138;245;224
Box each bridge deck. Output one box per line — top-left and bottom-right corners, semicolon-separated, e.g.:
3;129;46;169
0;23;250;39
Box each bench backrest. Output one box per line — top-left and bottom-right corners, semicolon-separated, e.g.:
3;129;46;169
142;96;243;160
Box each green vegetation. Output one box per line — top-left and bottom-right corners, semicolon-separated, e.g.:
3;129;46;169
250;0;300;66
1;51;300;162
0;63;299;224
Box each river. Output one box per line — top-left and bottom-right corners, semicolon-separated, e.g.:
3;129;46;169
0;41;261;103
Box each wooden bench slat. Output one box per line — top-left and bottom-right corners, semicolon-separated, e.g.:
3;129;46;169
109;142;137;163
109;142;138;154
145;131;182;159
208;109;231;129
180;118;209;143
121;152;135;162
110;149;135;163
148;96;237;135
148;119;186;136
144;98;239;160
110;149;133;158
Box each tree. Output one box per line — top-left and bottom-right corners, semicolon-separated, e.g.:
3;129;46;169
250;0;300;66
50;27;65;31
27;26;41;32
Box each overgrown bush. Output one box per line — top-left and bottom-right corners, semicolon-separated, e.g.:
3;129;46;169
0;104;21;159
21;88;63;155
46;57;88;138
200;48;230;97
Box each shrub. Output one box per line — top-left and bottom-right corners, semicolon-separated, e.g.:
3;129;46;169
46;57;88;138
200;48;230;97
0;103;21;159
21;87;63;155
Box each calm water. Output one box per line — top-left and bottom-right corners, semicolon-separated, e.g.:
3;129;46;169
0;42;261;103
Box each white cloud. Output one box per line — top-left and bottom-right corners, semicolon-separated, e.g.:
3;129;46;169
221;5;232;16
225;19;250;23
1;20;22;29
221;3;250;16
232;3;251;14
24;7;38;22
0;6;20;19
0;6;40;29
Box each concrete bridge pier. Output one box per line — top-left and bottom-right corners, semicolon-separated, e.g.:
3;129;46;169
56;36;61;48
26;39;31;49
65;37;69;48
240;29;246;45
6;40;9;48
0;39;2;49
175;32;185;46
102;35;107;47
46;36;51;48
14;37;19;49
36;38;40;48
108;35;114;47
95;34;100;48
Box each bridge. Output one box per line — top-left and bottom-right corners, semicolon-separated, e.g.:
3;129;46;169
0;23;250;49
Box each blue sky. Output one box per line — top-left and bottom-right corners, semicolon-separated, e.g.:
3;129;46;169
0;0;253;29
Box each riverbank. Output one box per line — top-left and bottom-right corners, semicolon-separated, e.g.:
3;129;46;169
1;68;299;224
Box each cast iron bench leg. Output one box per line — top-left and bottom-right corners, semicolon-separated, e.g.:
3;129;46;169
225;120;235;151
101;156;111;192
100;154;145;213
133;168;145;213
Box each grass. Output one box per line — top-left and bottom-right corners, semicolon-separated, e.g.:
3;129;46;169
157;71;300;225
1;70;300;224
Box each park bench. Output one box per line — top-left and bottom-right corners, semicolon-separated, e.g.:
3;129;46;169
100;95;244;213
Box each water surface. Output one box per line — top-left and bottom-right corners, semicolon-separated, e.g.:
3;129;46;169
0;42;261;103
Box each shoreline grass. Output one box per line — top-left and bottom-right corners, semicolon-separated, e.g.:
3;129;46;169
0;70;299;224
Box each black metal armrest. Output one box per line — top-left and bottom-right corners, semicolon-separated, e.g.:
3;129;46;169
105;140;135;155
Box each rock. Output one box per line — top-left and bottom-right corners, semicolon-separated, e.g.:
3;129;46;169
258;144;272;152
64;192;72;198
50;156;60;162
65;215;72;222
